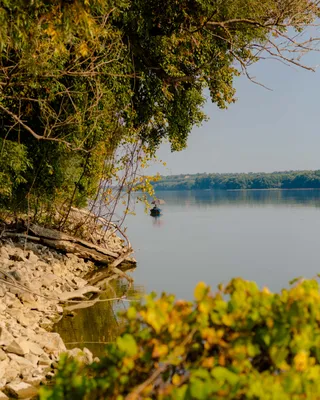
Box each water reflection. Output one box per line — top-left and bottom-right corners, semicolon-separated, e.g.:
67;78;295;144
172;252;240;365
55;280;145;357
151;215;164;227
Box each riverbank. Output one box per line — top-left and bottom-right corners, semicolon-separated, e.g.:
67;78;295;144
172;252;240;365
0;231;132;399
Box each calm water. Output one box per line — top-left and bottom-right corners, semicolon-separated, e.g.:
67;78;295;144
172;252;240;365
126;190;320;299
56;189;320;354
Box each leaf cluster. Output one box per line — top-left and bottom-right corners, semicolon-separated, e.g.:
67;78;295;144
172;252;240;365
41;277;320;399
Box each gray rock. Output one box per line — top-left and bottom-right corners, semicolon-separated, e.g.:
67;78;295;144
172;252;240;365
5;382;38;399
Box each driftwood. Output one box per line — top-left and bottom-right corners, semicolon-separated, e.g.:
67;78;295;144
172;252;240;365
2;223;136;273
59;285;101;302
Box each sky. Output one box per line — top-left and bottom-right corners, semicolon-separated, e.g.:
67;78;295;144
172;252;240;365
148;51;320;176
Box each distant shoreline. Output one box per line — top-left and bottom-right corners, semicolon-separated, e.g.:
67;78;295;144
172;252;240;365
152;170;320;192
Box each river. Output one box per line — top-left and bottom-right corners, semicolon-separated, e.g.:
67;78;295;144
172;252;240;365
56;189;320;354
126;189;320;298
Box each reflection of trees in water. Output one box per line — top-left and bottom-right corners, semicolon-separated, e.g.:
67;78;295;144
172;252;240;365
55;279;145;357
154;190;320;208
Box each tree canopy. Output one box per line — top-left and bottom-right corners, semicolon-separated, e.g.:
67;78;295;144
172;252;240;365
0;0;319;222
152;170;320;191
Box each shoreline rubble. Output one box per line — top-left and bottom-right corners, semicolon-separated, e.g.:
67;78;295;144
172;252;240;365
0;231;132;399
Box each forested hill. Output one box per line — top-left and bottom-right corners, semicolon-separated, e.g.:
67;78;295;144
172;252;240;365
152;171;320;191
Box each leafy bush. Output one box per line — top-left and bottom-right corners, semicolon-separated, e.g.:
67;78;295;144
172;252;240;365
41;277;320;399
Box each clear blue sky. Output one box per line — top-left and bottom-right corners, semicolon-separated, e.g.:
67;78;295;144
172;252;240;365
148;52;320;175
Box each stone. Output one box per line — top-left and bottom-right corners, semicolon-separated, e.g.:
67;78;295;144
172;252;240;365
41;273;58;288
6;339;29;356
27;342;43;357
0;391;8;399
7;353;33;368
0;247;9;260
0;349;7;362
72;277;87;288
67;348;93;365
7;270;22;281
24;376;42;387
0;379;6;391
36;333;66;354
0;360;9;380
26;251;38;264
0;287;5;298
5;382;38;399
3;362;19;383
38;354;51;367
0;326;14;346
83;348;93;364
24;353;39;367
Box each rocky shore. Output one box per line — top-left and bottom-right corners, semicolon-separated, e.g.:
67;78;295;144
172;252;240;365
0;233;127;399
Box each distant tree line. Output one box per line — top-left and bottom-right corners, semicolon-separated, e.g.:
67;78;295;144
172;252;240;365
152;171;320;191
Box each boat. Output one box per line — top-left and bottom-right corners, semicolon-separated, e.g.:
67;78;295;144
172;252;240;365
150;206;161;216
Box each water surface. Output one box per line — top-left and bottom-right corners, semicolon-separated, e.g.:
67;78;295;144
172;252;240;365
126;190;320;299
56;189;320;354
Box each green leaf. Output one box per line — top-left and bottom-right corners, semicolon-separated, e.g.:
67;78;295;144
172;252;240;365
116;334;138;357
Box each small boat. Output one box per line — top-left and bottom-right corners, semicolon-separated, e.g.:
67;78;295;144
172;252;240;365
150;206;161;216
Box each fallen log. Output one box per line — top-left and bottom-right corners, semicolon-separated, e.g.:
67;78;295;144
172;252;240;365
59;285;101;302
3;223;136;271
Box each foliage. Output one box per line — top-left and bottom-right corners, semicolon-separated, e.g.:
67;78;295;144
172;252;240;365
41;277;320;399
152;170;320;191
1;0;320;223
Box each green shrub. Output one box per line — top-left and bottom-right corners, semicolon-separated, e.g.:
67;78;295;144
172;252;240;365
40;277;320;399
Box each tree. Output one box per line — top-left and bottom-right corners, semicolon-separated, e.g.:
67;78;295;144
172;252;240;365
0;0;319;224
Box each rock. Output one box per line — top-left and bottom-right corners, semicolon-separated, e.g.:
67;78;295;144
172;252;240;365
7;354;33;368
3;361;19;383
83;348;93;364
0;247;9;260
0;350;7;361
6;339;30;356
27;342;43;357
0;287;5;297
0;360;9;380
36;333;66;354
0;380;6;391
0;326;14;346
38;354;51;367
24;354;39;367
41;273;58;288
45;372;55;380
24;376;42;387
67;348;93;365
72;277;87;288
0;391;8;399
7;270;22;281
5;382;38;399
26;251;38;264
